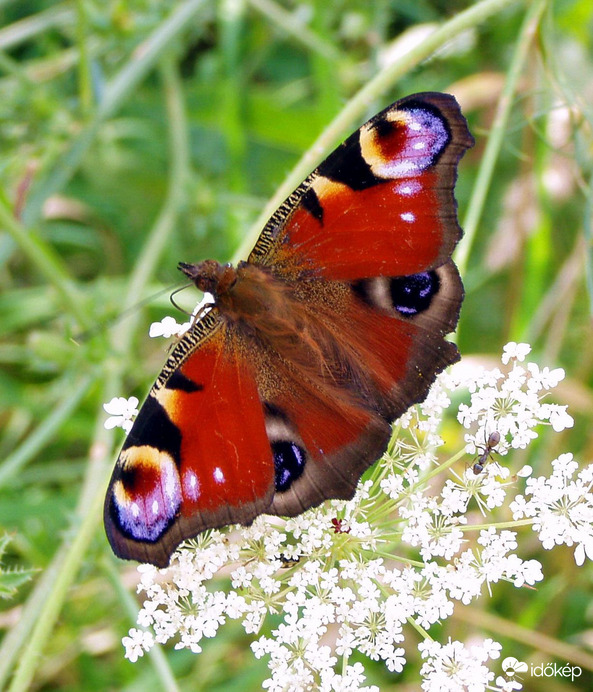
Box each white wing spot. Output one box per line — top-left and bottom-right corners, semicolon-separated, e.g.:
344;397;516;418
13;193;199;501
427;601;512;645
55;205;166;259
213;467;225;483
151;500;159;515
413;141;426;150
401;212;415;223
395;181;421;196
183;469;201;501
131;502;140;518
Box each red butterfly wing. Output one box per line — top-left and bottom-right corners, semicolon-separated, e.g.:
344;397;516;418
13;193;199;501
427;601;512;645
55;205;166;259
247;93;472;517
105;311;275;566
249;92;473;280
260;262;462;518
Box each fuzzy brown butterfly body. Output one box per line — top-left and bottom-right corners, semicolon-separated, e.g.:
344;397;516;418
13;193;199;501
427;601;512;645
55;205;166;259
105;92;474;567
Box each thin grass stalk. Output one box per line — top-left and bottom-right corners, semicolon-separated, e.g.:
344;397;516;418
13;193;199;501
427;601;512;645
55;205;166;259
0;199;91;329
455;0;548;275
0;3;75;52
454;604;593;671
247;0;340;61
0;373;95;488
5;421;112;692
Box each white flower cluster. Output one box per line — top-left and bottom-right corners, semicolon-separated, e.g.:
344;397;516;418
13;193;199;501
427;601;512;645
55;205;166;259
511;453;593;565
419;638;502;691
455;341;572;454
120;343;586;691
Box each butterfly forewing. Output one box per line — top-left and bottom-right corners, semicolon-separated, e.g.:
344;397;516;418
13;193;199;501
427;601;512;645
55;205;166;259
249;92;474;280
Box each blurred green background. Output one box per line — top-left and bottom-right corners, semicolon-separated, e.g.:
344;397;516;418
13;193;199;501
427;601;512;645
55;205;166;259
1;0;593;689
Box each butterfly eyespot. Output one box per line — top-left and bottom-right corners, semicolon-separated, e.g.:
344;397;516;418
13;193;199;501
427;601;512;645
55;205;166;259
363;105;450;179
389;271;439;316
111;446;181;542
351;271;440;317
272;440;306;492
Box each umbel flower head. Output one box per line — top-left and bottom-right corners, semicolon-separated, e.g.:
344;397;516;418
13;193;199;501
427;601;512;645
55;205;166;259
111;343;585;691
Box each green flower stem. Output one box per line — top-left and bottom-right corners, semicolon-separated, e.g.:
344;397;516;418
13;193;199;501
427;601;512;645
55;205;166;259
372;550;426;568
455;0;548;275
233;0;523;262
407;617;432;642
420;448;468;483
459;518;535;532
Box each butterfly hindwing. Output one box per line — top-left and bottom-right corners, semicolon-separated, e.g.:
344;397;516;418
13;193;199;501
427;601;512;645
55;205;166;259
262;263;463;517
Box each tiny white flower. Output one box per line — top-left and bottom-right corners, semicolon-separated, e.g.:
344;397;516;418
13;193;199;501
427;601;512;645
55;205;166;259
122;628;154;662
103;396;139;433
502;342;531;364
149;293;215;339
149;315;178;338
548;405;574;432
516;465;532;478
191;292;215;317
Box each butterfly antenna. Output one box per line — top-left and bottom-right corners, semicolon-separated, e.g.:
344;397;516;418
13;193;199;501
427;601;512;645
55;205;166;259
170;283;195;316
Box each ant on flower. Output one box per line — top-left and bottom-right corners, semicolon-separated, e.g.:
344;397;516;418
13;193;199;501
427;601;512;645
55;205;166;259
472;430;501;475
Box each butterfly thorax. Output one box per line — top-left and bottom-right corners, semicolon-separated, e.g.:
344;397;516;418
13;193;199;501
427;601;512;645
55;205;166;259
180;259;346;378
180;259;294;321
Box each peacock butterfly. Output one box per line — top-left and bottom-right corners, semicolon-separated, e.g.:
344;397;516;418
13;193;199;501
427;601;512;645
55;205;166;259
105;92;474;567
